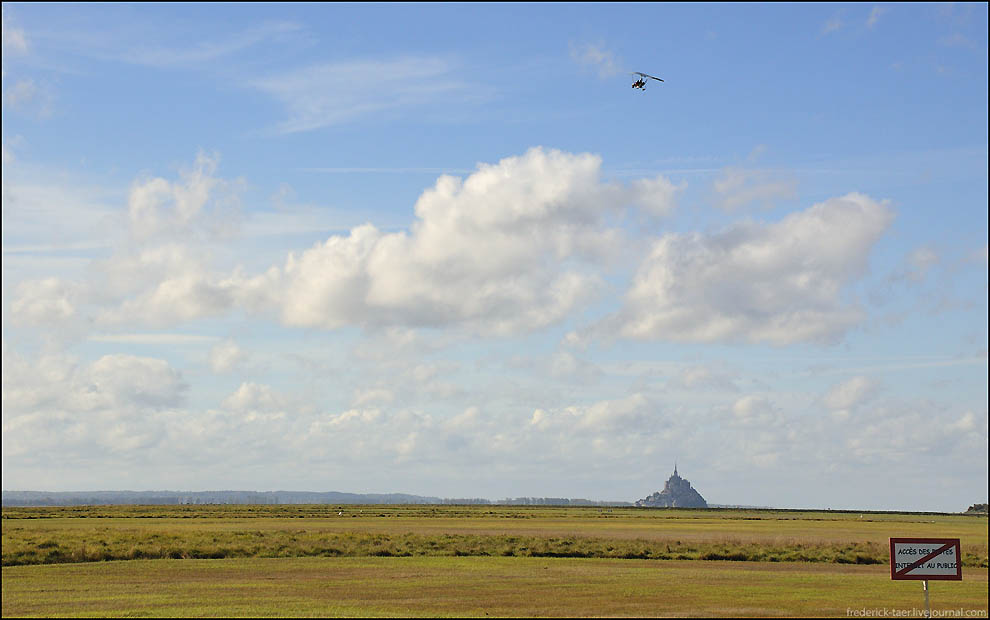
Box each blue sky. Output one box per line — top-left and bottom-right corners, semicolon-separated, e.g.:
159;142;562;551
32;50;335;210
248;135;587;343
2;3;987;511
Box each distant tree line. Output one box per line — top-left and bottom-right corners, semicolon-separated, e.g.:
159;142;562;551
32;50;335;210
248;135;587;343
2;490;630;507
1;490;442;506
496;497;633;506
439;498;492;504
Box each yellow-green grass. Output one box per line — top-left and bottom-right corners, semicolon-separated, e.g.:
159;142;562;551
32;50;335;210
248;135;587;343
3;505;987;568
2;556;987;618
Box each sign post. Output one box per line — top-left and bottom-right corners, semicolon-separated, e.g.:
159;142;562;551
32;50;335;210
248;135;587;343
889;538;962;618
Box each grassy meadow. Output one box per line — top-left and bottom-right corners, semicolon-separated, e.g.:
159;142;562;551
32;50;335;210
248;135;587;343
2;504;987;617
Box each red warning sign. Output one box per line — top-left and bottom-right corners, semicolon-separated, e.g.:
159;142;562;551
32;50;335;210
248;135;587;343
889;538;962;581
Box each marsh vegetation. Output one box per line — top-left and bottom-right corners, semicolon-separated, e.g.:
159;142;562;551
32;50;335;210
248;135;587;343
3;504;987;568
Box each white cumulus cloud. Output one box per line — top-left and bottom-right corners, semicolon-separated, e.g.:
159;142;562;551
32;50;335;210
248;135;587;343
530;393;658;434
209;339;248;374
611;192;894;345
250;147;675;335
86;354;187;409
824;375;880;410
127;151;241;241
2;346;187;460
221;382;288;413
10;278;78;326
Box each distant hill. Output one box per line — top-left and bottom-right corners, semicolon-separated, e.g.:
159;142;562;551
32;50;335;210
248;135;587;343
1;490;632;507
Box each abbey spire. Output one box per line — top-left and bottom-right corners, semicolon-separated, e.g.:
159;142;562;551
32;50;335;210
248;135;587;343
636;464;707;508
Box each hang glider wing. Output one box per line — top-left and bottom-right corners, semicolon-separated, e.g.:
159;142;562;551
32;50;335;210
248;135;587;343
634;72;664;82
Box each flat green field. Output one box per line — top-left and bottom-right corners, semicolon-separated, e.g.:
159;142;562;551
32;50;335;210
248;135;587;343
4;557;988;618
2;505;987;617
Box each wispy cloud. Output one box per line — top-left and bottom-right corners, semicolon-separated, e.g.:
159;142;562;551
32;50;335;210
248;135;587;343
90;333;220;345
569;41;623;78
19;18;303;74
250;56;482;133
712;167;798;212
1;176;121;255
866;6;888;29
122;21;302;68
821;14;843;35
300;166;474;175
971;244;988;266
1;77;55;117
809;356;987;377
2;6;29;55
939;33;981;52
2;8;52;117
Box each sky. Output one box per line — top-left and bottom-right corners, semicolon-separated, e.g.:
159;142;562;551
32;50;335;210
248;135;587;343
2;3;987;512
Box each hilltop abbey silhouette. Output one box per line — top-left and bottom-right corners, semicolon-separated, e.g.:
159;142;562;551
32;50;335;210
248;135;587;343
635;464;708;508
